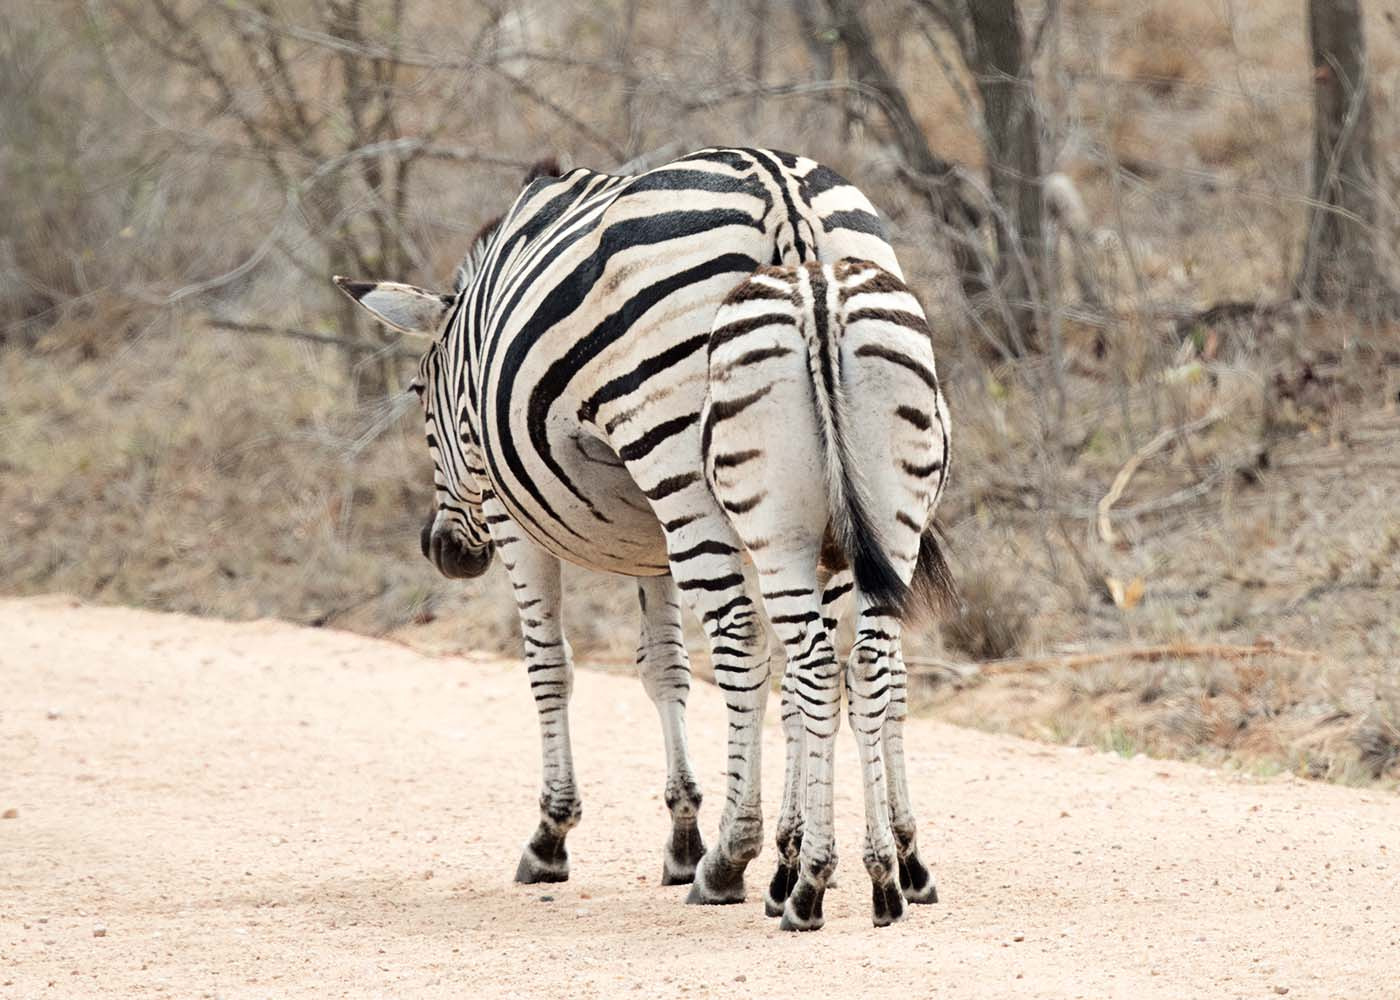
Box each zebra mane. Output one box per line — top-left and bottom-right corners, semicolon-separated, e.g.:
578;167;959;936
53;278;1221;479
453;214;504;294
453;158;562;294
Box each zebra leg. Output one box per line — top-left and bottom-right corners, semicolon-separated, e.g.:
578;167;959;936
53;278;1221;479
849;602;907;926
765;569;853;917
767;584;842;933
886;644;938;903
500;531;581;885
661;523;770;906
634;576;705;885
764;663;804;916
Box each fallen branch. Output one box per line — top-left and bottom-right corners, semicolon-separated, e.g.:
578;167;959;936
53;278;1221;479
908;640;1321;680
1096;406;1228;544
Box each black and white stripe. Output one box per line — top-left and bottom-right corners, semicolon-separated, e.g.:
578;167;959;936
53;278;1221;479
338;149;921;921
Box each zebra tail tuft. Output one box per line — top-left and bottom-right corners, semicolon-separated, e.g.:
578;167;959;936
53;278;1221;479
904;525;960;625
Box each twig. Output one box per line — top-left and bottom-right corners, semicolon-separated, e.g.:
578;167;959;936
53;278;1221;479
1096;406;1228;544
907;640;1322;679
207;319;421;359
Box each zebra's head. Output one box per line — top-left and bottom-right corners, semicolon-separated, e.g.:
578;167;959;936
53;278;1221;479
333;273;494;580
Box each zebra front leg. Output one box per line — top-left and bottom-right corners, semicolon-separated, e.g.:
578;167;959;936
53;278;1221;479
764;570;851;917
885;645;938;903
850;604;907;926
498;526;581;885
635;576;705;885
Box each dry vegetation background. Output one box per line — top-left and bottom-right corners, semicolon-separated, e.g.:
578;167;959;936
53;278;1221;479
2;0;1398;786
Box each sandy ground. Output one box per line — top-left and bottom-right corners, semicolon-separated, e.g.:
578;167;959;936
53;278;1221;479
2;596;1398;999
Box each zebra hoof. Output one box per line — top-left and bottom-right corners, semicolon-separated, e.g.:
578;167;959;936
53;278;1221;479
779;879;825;932
684;850;747;905
899;851;938;904
515;835;570;884
764;861;799;917
661;825;705;885
871;879;906;927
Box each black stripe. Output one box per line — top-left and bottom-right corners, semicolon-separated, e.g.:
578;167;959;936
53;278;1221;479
709;313;796;353
895;405;932;431
643;472;700;501
712;449;762;469
723;346;794;370
670;539;739;562
900;458;943;477
822;208;888;239
721;491;766;514
619;413;699;463
846;307;930;335
679;573;747;592
854;344;939;390
580;332;709;422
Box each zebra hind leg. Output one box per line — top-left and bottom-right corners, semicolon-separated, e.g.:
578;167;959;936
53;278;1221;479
634;577;705;886
764;569;852;917
886;646;938;903
773;584;842;932
499;527;581;885
764;665;804;916
849;602;907;926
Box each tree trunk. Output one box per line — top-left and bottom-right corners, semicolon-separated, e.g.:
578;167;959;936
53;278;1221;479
824;0;988;301
966;0;1046;352
1296;0;1391;318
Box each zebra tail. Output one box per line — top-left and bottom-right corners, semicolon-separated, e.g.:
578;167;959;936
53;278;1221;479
906;525;961;625
803;268;910;618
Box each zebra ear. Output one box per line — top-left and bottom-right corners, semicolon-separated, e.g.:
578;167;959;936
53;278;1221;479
333;276;453;338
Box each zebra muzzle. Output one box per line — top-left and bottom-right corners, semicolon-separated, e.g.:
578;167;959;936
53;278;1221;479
425;521;494;579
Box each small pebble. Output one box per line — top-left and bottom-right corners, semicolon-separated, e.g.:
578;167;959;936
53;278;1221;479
1;808;17;819
733;975;747;983
92;925;107;938
1012;933;1025;942
538;894;554;903
46;709;61;720
1273;988;1289;996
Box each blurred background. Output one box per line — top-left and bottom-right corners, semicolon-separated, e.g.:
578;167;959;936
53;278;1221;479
2;0;1397;785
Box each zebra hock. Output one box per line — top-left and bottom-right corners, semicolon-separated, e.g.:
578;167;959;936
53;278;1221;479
334;147;909;911
702;259;956;930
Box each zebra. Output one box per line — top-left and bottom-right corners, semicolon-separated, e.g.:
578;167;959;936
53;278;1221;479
702;258;954;929
335;147;943;927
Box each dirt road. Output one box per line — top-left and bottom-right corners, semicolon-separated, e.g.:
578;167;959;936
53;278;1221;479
2;596;1397;998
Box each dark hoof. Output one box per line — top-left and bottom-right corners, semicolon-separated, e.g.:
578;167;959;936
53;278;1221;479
871;879;906;927
764;861;799;917
662;824;705;885
779;879;825;932
899;850;938;904
515;825;570;884
515;845;569;884
684;850;748;905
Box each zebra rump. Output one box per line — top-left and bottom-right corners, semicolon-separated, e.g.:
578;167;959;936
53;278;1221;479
711;260;952;621
803;263;957;625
